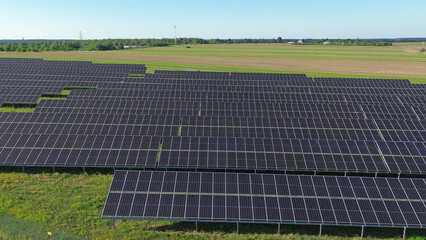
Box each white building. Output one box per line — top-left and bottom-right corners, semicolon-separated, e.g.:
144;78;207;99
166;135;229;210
123;45;141;49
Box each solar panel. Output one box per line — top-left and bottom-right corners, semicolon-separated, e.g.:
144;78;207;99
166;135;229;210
0;134;161;167
156;137;425;174
102;170;426;228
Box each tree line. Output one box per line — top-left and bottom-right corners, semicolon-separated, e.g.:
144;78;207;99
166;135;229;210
0;38;392;52
301;39;392;46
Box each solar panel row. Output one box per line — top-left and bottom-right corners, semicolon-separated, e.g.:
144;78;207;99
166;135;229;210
0;112;423;131
34;99;425;121
0;132;423;173
0;58;146;77
104;80;426;95
0;74;122;82
102;170;426;228
66;90;426;107
124;77;419;89
0;59;146;104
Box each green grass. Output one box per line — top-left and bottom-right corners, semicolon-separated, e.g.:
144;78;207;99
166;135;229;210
121;44;425;59
0;171;425;240
133;46;405;53
0;107;34;112
119;48;426;62
63;86;97;90
0;102;37;112
37;94;68;103
0;213;82;240
129;74;146;78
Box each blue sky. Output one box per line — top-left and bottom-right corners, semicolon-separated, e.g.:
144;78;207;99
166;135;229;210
0;0;425;39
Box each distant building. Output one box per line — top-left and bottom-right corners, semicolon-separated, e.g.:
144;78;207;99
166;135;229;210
123;45;141;49
287;42;295;44
297;40;304;44
323;41;331;45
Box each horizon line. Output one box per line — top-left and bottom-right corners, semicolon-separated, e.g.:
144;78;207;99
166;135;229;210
1;37;426;41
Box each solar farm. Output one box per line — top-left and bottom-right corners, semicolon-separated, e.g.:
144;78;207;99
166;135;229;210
0;58;425;239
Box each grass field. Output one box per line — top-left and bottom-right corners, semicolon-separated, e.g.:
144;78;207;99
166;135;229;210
0;43;425;239
1;170;425;240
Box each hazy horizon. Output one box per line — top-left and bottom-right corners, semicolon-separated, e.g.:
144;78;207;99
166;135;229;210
1;0;425;39
1;37;425;41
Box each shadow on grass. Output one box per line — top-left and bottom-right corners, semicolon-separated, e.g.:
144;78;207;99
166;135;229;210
153;221;426;239
156;221;282;235
362;227;426;239
0;166;116;175
157;221;321;236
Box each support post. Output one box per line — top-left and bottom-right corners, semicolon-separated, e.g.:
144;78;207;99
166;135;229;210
402;227;406;239
154;220;157;231
196;222;198;232
83;167;86;174
278;223;280;234
319;224;322;236
375;172;378;178
112;219;115;230
53;166;55;174
361;226;364;238
237;222;239;234
398;173;401;179
22;166;25;173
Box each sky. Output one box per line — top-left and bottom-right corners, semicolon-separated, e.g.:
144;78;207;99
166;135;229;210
0;0;425;40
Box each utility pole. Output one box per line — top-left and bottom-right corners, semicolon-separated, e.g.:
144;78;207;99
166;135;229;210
80;31;83;50
174;25;177;44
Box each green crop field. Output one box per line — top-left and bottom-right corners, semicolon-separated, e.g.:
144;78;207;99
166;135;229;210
114;43;426;62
